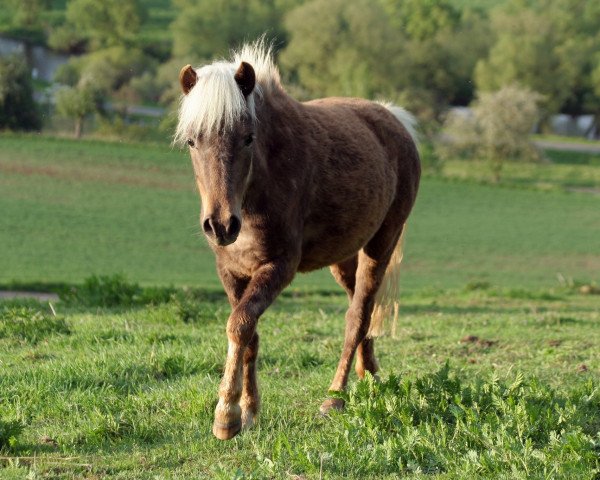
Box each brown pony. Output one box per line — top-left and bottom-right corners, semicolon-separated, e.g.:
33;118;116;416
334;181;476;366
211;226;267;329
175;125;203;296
175;42;420;440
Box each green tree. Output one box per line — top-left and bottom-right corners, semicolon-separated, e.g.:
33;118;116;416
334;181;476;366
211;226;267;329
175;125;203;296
171;0;293;63
281;0;398;98
6;0;51;30
475;0;600;126
55;85;97;139
381;0;460;40
438;86;543;182
282;0;490;114
0;55;40;131
49;0;145;51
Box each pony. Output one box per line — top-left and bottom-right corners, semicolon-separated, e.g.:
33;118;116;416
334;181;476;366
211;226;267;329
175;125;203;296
175;41;420;440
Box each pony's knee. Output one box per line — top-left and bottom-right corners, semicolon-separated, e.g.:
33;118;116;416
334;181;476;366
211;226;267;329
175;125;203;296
226;311;256;346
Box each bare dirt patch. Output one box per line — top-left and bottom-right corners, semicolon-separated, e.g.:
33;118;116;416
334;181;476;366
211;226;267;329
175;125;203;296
0;163;190;191
0;291;59;302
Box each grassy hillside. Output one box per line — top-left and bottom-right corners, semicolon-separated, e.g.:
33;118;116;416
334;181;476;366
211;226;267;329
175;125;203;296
1;134;598;292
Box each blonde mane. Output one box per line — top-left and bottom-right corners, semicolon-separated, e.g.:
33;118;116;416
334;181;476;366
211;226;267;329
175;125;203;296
174;41;280;146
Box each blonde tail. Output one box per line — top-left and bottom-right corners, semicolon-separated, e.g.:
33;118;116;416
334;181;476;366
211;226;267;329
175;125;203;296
368;225;407;338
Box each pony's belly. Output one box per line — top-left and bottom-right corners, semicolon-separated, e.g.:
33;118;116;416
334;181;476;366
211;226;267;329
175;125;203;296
297;227;373;272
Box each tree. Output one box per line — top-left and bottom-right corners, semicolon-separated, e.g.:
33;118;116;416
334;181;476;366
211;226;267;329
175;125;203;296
54;85;97;139
437;86;543;182
49;0;145;52
0;55;40;131
475;0;600;128
282;0;491;115
170;0;292;63
6;0;50;28
281;0;398;99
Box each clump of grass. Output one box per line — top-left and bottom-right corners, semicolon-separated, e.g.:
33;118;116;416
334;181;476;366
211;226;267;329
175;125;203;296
60;274;141;307
0;419;25;450
464;280;491;291
150;353;197;379
0;307;70;343
329;364;599;477
60;274;173;307
169;289;223;323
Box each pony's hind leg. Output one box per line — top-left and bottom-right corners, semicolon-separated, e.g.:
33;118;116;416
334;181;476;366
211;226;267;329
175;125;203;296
355;338;379;379
321;226;401;414
330;257;379;380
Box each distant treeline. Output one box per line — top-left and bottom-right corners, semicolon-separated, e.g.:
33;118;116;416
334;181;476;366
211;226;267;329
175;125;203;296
1;0;599;125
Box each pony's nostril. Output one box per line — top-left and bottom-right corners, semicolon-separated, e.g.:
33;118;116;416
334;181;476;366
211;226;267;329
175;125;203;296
228;216;241;238
203;217;213;235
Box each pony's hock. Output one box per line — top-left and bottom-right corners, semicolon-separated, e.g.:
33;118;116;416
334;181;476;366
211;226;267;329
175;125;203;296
175;40;420;440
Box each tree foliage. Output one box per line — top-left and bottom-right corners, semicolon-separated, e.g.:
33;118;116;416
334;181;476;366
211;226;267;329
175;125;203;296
475;0;600;118
281;0;397;99
49;0;145;52
438;86;543;182
282;0;490;114
0;55;40;131
55;85;97;138
170;0;295;63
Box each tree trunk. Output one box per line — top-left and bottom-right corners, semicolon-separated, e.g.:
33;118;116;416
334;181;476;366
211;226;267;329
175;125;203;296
74;116;83;139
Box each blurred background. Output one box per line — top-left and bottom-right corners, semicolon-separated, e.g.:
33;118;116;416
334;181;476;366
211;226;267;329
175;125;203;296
0;0;599;293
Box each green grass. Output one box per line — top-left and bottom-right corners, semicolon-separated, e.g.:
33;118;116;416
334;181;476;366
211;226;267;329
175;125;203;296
1;133;599;292
438;153;600;190
0;286;598;478
0;133;599;477
533;133;600;147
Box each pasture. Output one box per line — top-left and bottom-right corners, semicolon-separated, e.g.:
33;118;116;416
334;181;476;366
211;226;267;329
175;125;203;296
0;133;599;478
1;134;598;290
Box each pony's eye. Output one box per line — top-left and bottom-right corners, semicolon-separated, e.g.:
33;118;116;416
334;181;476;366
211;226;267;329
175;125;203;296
244;134;254;146
187;139;195;147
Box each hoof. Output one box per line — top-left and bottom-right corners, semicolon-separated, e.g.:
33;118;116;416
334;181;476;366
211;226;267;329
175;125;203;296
320;397;345;415
212;419;242;440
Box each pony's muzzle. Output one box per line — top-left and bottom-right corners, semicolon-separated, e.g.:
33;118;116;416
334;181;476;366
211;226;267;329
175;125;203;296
203;215;241;246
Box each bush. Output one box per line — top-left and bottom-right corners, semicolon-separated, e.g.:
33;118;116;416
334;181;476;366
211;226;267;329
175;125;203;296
437;85;543;181
59;274;173;307
0;419;24;451
331;364;600;477
0;55;40;131
60;274;142;307
0;307;70;344
54;84;97;138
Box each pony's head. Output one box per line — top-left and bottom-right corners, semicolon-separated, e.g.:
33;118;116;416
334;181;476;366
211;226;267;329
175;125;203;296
176;60;258;246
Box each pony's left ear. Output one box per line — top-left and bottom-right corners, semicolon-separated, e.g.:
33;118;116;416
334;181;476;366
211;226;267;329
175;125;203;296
234;61;256;97
179;64;197;95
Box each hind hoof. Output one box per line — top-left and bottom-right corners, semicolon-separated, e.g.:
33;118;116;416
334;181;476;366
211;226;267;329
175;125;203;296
320;397;345;415
212;419;242;440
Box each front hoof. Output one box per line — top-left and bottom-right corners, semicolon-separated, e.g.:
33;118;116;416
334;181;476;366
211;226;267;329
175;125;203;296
212;419;242;440
320;397;345;415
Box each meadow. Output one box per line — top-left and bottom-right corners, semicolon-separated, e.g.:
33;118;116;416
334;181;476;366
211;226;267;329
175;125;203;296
1;134;598;291
0;133;599;478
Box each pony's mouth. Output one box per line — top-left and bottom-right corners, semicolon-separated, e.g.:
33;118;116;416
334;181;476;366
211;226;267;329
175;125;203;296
211;233;239;247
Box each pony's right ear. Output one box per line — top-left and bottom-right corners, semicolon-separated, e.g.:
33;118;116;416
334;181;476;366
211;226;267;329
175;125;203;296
179;64;197;95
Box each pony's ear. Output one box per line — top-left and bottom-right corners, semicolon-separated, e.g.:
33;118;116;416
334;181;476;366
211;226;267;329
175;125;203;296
179;64;197;95
234;61;255;97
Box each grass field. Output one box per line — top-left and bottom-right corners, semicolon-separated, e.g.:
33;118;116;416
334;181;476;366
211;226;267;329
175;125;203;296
0;133;599;478
1;134;598;292
0;284;598;478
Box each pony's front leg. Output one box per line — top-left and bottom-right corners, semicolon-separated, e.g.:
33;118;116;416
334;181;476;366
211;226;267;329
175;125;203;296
213;260;295;440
